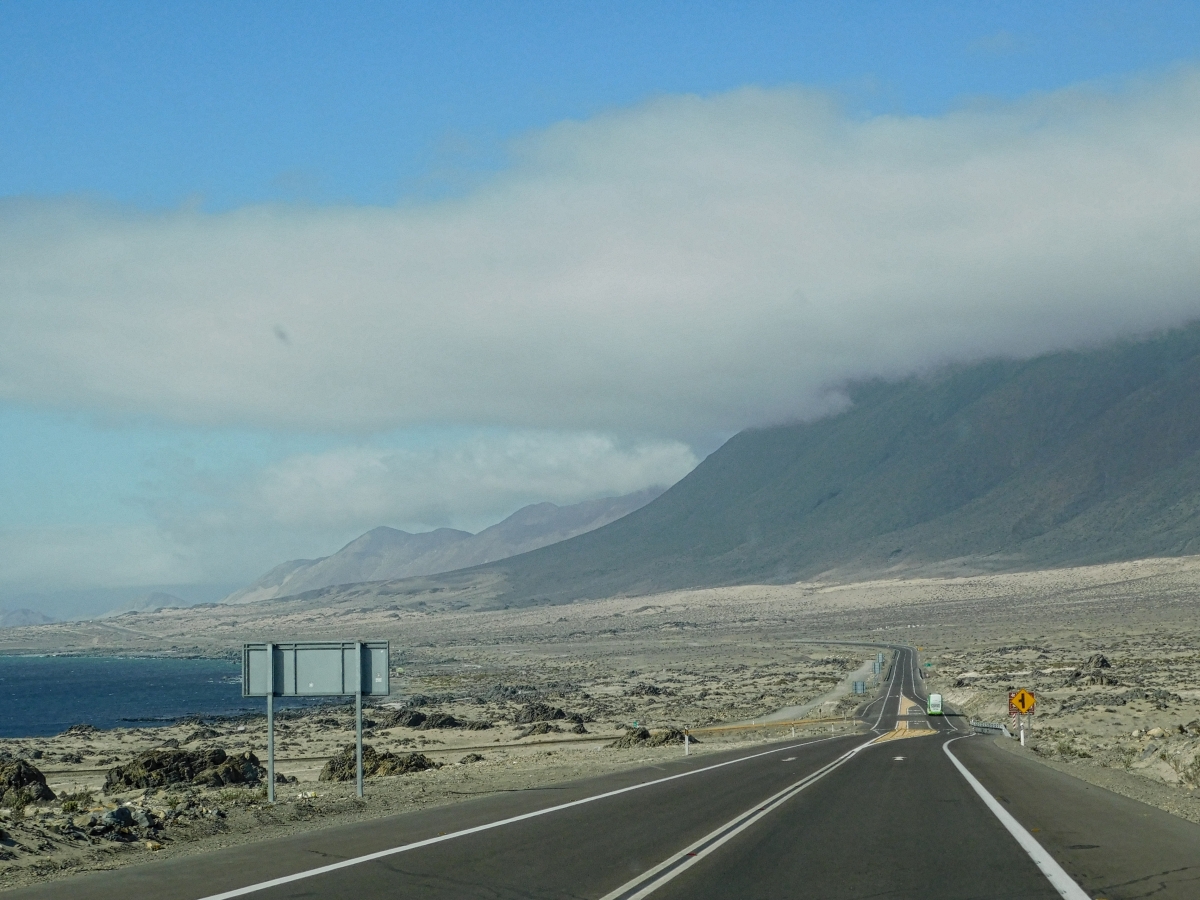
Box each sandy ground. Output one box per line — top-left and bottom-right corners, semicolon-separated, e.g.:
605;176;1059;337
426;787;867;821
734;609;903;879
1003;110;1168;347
0;629;865;891
1;553;1199;889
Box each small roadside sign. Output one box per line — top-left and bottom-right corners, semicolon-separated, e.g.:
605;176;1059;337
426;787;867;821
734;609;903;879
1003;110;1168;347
1008;689;1036;715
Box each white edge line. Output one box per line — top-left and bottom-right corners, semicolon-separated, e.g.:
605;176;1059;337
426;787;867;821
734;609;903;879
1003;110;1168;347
600;736;879;900
196;734;847;900
943;737;1090;900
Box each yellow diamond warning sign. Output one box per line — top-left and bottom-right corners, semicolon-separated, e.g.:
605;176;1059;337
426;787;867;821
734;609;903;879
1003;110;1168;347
1009;689;1036;715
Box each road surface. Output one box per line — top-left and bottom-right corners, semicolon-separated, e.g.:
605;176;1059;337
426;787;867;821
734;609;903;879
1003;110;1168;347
11;647;1200;899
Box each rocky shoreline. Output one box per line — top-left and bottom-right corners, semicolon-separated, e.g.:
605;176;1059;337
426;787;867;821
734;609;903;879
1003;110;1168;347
0;640;863;890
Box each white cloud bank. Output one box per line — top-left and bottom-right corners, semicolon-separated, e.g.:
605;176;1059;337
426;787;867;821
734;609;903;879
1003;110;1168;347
0;525;198;592
5;72;1200;437
248;432;696;532
2;432;696;593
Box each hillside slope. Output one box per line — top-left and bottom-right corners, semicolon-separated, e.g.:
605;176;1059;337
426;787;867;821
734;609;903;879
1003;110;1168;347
362;323;1200;608
222;487;664;603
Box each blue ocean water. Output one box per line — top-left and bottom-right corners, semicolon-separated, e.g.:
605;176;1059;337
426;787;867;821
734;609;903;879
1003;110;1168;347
0;655;322;738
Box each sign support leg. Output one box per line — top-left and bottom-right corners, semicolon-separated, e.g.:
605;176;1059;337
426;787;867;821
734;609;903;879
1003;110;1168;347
267;693;275;802
355;690;363;798
356;640;364;799
266;641;275;803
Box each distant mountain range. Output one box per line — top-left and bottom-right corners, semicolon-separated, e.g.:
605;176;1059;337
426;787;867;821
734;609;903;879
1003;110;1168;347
290;323;1200;611
221;487;665;604
0;609;56;628
101;592;191;617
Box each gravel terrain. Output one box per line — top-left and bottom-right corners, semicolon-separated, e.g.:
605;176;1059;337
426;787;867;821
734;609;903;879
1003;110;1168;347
0;625;863;891
2;553;1199;889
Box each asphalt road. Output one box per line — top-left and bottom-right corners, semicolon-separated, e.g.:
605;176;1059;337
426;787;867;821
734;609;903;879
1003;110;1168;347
12;647;1200;900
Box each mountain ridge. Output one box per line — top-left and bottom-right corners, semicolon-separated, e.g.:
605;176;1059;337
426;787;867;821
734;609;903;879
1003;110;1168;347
222;487;665;604
271;323;1200;610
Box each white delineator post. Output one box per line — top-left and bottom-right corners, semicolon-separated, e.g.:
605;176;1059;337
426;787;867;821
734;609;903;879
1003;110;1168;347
266;641;275;803
684;732;689;756
355;641;364;799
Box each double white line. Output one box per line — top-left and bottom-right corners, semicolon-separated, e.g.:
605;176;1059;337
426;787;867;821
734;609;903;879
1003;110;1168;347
600;736;877;900
196;735;846;900
600;651;906;898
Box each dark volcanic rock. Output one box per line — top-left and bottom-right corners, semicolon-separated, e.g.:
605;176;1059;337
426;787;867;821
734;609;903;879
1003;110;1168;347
376;751;438;776
645;728;693;747
0;760;56;807
319;744;438;781
62;724;98;737
628;683;669;697
419;712;461;729
378;708;427;728
104;748;263;792
608;727;693;749
184;726;221;743
1085;654;1112;669
609;727;651;748
513;702;566;724
193;751;264;788
406;694;456;708
486;684;540;701
99;807;135;828
516;722;562;738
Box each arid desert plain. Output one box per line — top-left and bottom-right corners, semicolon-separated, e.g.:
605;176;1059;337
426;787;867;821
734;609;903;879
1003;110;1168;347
0;555;1198;890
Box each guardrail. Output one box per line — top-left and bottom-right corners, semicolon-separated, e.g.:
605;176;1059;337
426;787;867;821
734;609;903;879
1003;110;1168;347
970;720;1012;738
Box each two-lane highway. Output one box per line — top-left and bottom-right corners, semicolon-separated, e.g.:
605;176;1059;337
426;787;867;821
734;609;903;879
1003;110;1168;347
11;646;1200;899
628;648;1073;899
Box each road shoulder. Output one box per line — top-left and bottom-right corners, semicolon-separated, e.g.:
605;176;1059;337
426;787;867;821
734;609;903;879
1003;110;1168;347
953;735;1200;900
988;728;1200;825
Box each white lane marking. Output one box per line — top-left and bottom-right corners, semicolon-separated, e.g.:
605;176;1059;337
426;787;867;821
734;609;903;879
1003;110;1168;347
195;735;846;900
943;737;1090;900
782;757;796;761
599;735;879;900
893;756;905;761
869;648;901;733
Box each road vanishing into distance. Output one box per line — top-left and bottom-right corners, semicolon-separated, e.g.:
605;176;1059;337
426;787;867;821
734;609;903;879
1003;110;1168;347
14;647;1200;900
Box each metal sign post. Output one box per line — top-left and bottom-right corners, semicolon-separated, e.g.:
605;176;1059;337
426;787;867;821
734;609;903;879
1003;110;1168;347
243;641;389;801
355;641;364;799
266;641;275;801
1008;689;1036;746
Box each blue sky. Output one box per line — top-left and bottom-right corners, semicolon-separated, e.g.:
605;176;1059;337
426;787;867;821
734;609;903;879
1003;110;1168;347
3;2;1200;616
6;1;1198;208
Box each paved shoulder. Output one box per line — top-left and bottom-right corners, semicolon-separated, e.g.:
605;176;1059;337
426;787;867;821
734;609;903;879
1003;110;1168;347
952;735;1200;900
